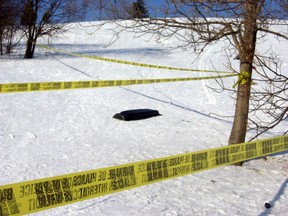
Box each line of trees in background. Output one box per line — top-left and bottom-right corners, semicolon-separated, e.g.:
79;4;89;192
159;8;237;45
0;0;149;58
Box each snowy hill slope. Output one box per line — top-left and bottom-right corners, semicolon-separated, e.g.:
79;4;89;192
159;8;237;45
0;21;287;216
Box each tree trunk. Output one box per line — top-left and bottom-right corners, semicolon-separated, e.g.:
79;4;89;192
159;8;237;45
228;1;258;166
0;31;3;55
24;36;34;58
229;64;252;166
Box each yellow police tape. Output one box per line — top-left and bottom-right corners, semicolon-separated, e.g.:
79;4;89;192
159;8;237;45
37;44;233;74
0;74;236;94
0;135;287;215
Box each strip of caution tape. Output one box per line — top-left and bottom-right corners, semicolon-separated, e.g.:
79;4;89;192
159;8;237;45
0;74;236;94
37;44;233;74
0;135;287;216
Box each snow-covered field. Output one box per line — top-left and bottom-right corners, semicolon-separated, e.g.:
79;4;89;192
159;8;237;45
1;21;287;216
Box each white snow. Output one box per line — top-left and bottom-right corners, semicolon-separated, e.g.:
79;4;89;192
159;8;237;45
0;21;287;216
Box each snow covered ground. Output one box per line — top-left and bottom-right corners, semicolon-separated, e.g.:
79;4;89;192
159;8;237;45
0;21;287;216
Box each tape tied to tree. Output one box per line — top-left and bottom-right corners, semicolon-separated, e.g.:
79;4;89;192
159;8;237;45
233;71;251;88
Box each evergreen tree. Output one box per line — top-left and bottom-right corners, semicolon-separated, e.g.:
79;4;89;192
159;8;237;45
132;0;149;19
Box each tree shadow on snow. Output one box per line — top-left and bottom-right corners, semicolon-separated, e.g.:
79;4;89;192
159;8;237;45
121;87;232;124
55;58;98;79
258;178;288;216
35;43;167;60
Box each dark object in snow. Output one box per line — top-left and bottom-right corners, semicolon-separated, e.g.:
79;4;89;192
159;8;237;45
265;203;271;209
113;109;160;121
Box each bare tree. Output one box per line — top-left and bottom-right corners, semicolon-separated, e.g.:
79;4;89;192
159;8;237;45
0;0;21;55
104;0;135;20
109;0;287;165
19;0;84;58
248;54;288;140
80;0;91;21
83;0;150;21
